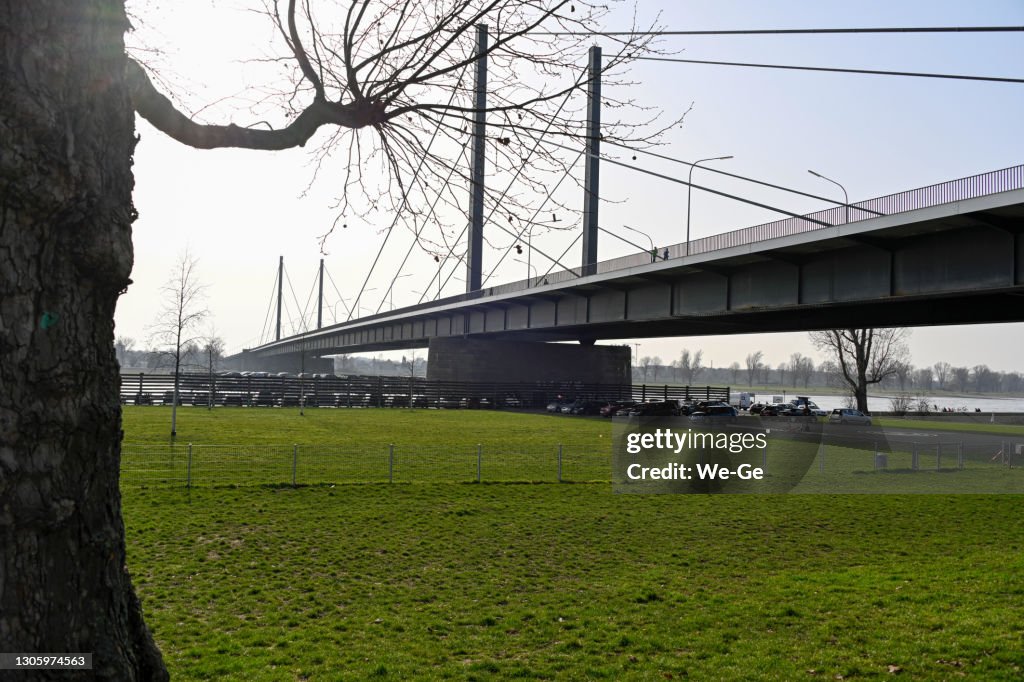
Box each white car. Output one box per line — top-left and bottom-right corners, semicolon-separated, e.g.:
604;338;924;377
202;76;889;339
828;408;872;426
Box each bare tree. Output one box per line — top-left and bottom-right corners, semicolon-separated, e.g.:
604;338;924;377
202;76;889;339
789;352;814;389
2;1;679;673
972;364;997;393
639;356;653;382
678;348;704;386
893;361;913;392
126;1;682;255
809;328;910;413
745;351;763;387
203;333;226;409
729;361;741;385
915;367;934;392
148;250;208;438
952;366;971;393
776;361;787;387
402;350;421;377
115;335;136;367
933;361;952;390
651;355;663;381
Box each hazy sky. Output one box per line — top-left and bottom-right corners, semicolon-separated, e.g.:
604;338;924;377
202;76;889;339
118;1;1024;372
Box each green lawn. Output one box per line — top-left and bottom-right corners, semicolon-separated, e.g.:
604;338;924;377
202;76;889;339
120;407;1024;680
125;486;1024;681
876;417;1024;436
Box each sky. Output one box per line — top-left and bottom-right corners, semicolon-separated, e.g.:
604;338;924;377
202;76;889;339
117;0;1024;373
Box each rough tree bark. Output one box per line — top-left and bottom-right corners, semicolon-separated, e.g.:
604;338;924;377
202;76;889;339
0;2;167;679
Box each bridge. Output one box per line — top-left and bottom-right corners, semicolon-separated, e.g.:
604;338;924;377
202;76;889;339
231;164;1024;380
225;39;1023;383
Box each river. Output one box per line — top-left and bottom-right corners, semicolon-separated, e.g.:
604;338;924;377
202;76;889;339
742;391;1024;414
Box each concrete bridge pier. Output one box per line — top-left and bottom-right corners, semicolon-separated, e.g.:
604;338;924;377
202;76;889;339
426;337;630;384
225;350;334;374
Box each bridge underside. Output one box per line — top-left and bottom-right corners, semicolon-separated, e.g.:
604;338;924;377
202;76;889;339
236;193;1024;366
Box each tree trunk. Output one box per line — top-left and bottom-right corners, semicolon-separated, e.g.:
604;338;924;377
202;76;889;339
0;2;167;679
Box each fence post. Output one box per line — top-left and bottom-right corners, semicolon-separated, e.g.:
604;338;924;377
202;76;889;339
477;444;482;483
911;442;919;470
761;442;767;471
558;444;563;483
389;444;394;483
819;440;825;473
936;443;941;471
186;443;192;489
641;384;647;402
957;441;964;470
292;444;298;486
873;441;879;470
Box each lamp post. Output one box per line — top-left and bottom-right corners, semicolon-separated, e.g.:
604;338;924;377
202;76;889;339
514;257;538;284
331;298;351;324
686;155;733;255
390;274;414;310
621;223;655;260
808;169;849;224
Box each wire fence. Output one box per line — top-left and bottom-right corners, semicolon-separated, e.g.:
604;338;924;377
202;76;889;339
121;432;1022;491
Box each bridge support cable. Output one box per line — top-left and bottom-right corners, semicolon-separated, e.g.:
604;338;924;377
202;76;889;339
376;140;472;315
536;233;583;284
424;77;586;300
345;65;470;322
466;24;489;293
540;138;832;228
296;264;320;334
597;225;654;254
632;55;1024;85
481;149;584;288
324;269;351;323
581;45;602;275
602;140;884;217
258;262;280;346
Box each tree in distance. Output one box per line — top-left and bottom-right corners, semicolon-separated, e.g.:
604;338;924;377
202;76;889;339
745;350;764;387
0;1;677;677
148;249;208;438
809;328;910;413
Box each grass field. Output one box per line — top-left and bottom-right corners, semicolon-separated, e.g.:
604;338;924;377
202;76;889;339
120;408;1024;680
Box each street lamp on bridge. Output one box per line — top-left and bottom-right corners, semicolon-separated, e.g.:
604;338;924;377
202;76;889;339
808;169;850;224
621;223;655;260
686;155;734;256
513;257;538;285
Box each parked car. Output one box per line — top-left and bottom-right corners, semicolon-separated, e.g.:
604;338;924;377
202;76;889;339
828;408;872;426
571;400;608;416
689;405;738;421
546;399;572;413
600;400;637;417
627;401;679;417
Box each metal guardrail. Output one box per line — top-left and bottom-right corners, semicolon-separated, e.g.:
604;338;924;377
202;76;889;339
493;164;1024;292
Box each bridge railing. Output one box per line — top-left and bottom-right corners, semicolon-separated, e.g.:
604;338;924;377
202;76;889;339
489;164;1024;295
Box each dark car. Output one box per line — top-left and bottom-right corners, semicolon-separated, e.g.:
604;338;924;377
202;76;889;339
546;399;572;413
571;400;608;416
601;400;637;417
628;401;680;417
689;405;738;421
